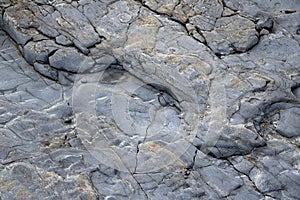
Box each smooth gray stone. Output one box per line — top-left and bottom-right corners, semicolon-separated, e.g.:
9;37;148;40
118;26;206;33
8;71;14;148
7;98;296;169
276;107;300;137
229;177;264;200
278;170;300;199
33;62;58;80
205;126;265;158
249;167;282;194
199;164;243;197
228;156;255;175
224;0;300;16
49;48;95;73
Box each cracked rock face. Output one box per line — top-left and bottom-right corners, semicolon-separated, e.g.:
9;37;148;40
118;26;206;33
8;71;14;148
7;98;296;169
202;15;259;55
0;0;300;199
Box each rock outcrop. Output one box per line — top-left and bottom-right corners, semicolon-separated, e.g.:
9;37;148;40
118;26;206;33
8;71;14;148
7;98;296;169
0;0;299;199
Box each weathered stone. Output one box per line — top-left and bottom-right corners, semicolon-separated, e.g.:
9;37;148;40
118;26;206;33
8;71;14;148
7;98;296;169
229;156;255;175
249;167;282;194
199;164;243;197
0;0;299;199
276;12;300;42
0;162;99;199
229;177;264;200
1;4;37;45
23;40;59;64
278;170;300;199
144;0;223;25
49;48;95;73
202;15;259;55
205;126;265;158
276;107;300;137
33;62;58;80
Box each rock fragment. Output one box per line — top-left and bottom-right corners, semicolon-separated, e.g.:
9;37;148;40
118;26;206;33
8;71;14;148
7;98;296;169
202;15;259;55
276;107;300;138
49;48;95;73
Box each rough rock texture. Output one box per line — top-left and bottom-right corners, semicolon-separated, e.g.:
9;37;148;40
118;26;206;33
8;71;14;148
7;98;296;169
0;0;299;199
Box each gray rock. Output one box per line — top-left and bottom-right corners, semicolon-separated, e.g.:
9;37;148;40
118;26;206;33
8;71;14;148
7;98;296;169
91;168;148;199
45;102;72;120
55;34;73;46
202;15;259;55
292;85;300;98
276;107;300;137
199;164;243;197
205;126;265;158
229;177;264;200
143;0;223;26
1;5;36;45
0;162;99;199
33;62;58;80
49;48;95;73
224;0;300;16
256;16;274;33
278;170;300;199
228;156;255;175
276;12;300;42
0;0;299;199
23;40;59;64
249;167;282;194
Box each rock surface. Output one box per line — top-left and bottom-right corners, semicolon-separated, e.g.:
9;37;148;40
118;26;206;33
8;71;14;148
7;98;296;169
0;0;299;199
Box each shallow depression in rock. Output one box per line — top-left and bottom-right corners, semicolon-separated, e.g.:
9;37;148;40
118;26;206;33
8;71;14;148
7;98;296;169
73;67;196;173
97;68;182;143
